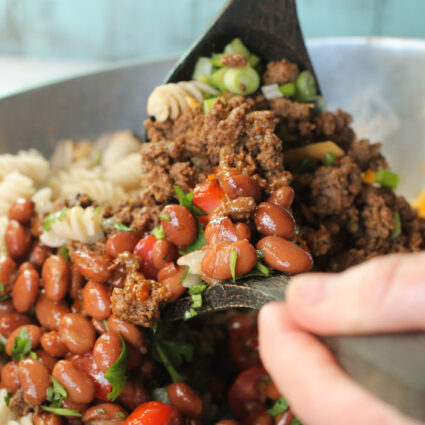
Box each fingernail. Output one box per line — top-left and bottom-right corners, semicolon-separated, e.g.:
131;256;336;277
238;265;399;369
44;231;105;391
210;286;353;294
290;275;330;305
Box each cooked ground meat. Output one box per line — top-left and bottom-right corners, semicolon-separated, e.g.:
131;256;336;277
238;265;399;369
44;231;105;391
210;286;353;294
220;52;248;68
210;196;257;222
111;252;170;327
262;58;299;85
9;389;32;417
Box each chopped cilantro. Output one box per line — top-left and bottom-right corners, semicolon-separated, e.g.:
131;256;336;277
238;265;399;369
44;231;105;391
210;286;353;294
184;283;207;320
391;211;402;239
256;249;265;260
105;334;128;401
191;294;202;309
0;294;11;302
114;223;135;232
57;207;68;221
46;376;67;408
153;225;165;240
229;248;238;282
173;185;206;216
159;212;171;222
4;392;12;407
236;260;271;280
11;327;32;361
184;308;198;320
96;407;106;414
103;319;109;332
323;152;335;166
186;217;206;253
30;351;38;360
41;406;82;417
59;245;69;261
267;396;289;416
116;412;126;419
290;418;302;425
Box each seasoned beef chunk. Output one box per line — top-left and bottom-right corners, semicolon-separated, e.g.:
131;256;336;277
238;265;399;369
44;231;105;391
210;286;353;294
262;59;299;85
9;389;32;417
220;52;248;68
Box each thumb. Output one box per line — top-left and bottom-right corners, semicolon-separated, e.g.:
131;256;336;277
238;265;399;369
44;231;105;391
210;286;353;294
286;252;425;334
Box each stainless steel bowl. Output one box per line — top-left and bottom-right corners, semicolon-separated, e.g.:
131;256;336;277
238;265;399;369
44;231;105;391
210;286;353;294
0;37;424;199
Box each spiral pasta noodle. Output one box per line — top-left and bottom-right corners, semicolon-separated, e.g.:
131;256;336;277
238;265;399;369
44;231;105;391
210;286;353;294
104;152;141;190
62;179;126;205
40;205;104;247
100;131;142;169
147;81;218;122
0;215;9;256
0;150;49;183
32;187;53;215
0;171;36;216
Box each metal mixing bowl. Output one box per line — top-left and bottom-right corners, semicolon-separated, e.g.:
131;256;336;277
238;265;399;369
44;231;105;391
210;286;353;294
0;37;424;199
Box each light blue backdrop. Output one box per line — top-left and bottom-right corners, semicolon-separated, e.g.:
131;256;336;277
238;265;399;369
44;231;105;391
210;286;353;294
0;0;424;60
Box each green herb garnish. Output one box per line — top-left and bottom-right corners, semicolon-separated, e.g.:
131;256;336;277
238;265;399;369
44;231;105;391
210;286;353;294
96;408;106;414
114;223;135;232
391;211;402;239
105;334;128;401
11;327;32;361
152;387;170;404
41;406;82;417
184;283;208;320
375;168;399;189
159;212;171;222
116;412;126;419
46;376;68;408
30;351;38;360
59;245;69;261
173;186;206;216
178;266;189;286
267;396;289;416
43;207;68;232
186;217;206;253
323;152;336;166
153;225;165;240
229;248;238;282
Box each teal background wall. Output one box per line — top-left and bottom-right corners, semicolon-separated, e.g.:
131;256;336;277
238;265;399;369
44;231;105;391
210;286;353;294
0;0;424;60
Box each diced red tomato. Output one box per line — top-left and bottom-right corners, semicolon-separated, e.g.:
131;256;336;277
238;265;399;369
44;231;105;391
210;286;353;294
193;179;225;214
68;352;111;401
133;235;158;280
123;401;175;425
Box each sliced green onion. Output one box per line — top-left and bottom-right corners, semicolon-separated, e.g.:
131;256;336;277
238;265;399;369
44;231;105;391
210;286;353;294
262;84;282;100
295;156;315;174
153;225;165;240
223;66;260;95
375;168;399;189
191;293;202;309
391;211;402;239
114;223;135;232
267;396;289;416
248;54;260;67
224;38;251;59
309;94;327;113
323;152;336;166
295;70;318;102
209;67;228;91
279;82;296;97
203;96;218;114
192;57;213;81
210;53;223;67
159;212;171;222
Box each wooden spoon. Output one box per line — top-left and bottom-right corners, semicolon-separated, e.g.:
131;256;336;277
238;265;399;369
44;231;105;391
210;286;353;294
161;0;425;420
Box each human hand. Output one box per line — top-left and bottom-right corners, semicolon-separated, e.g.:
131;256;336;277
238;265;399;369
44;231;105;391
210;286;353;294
258;253;425;425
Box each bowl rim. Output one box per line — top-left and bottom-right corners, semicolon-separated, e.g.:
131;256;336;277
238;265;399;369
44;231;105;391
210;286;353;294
1;36;424;100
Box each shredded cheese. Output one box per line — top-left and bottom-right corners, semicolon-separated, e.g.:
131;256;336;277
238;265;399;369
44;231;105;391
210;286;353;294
362;169;376;184
411;189;425;217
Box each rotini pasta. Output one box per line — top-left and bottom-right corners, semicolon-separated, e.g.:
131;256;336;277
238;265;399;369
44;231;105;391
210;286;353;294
104;152;141;190
0;171;36;216
147;81;218;122
40;205;104;247
0;149;49;183
61;179;126;205
50;139;99;172
32;187;53;215
100;131;142;169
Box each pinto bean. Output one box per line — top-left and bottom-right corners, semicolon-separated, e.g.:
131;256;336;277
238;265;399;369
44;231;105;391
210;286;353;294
33;412;63;425
69;263;84;300
59;313;96;354
106;315;144;348
35;294;70;331
6;324;43;355
215;421;239;425
93;332;122;372
0;312;34;337
201;240;257;280
157;263;187;302
18;358;50;405
221;173;262;202
161;205;197;246
0;255;16;289
29;240;51;269
83;281;111;320
117;379;149;411
82;403;128;425
5;220;32;258
9;199;35;223
42;255;70;302
254;202;295;238
152;239;177;270
205;217;251;244
0;299;14;316
267;186;295;209
243;409;273;425
256;236;313;274
1;361;20;393
167;382;202;419
73;250;111;283
41;331;68;357
18;261;35;274
61;398;89;416
52;359;96;404
35;349;57;372
106;232;139;258
13;268;40;313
